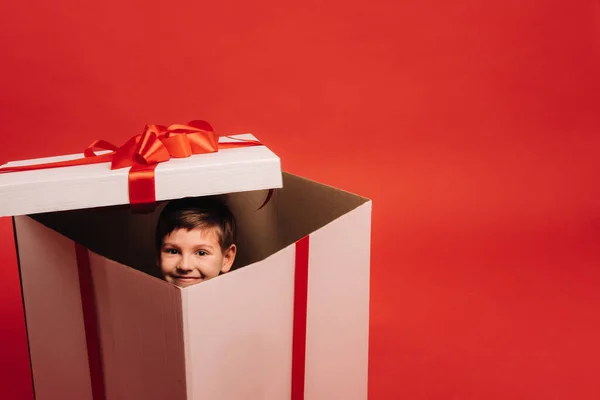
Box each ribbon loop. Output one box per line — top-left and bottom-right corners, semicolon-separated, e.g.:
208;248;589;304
187;120;214;131
163;124;203;134
135;131;170;165
160;133;193;158
84;140;119;158
143;124;168;136
158;123;219;158
111;135;140;169
188;131;219;154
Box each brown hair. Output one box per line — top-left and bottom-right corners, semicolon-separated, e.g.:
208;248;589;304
155;196;236;253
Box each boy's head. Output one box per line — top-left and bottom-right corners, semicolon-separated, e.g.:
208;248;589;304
155;196;237;288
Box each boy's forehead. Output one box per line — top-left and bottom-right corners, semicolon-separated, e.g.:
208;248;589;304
163;226;222;243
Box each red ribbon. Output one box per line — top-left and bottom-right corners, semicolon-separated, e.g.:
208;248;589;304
292;236;310;400
0;120;271;207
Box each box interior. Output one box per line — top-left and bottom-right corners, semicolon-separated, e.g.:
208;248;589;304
29;172;369;278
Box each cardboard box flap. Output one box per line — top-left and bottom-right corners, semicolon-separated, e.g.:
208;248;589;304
0;134;282;217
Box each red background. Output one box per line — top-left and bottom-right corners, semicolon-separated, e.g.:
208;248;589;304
1;1;599;399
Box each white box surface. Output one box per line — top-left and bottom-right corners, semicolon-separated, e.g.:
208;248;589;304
0;134;282;217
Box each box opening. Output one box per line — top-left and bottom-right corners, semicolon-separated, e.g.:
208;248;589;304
29;172;369;280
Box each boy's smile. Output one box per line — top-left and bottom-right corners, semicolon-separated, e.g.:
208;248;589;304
159;227;236;288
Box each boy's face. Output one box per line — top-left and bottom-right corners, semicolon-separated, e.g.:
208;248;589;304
159;227;236;288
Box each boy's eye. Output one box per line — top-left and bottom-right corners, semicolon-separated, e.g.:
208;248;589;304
164;248;179;255
196;250;208;256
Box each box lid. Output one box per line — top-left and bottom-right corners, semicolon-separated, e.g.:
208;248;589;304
0;133;282;217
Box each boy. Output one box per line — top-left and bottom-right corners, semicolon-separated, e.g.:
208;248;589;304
155;196;237;288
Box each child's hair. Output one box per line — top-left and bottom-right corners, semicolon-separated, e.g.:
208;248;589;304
155;196;236;252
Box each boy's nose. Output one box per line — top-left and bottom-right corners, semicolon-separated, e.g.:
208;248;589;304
177;256;194;272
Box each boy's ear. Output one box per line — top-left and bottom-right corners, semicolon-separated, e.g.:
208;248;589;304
220;244;237;273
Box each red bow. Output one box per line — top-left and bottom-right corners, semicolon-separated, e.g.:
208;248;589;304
89;120;226;205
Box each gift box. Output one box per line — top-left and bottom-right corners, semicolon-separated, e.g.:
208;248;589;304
0;122;372;400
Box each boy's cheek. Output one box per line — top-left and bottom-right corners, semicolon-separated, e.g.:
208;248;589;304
159;259;175;275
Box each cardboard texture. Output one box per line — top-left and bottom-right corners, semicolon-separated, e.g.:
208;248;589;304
7;139;371;400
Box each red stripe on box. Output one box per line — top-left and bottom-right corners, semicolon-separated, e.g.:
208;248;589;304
292;236;310;400
75;244;106;399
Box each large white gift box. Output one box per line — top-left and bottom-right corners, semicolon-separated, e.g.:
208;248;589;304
0;126;372;400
